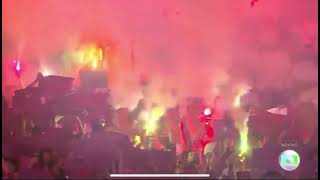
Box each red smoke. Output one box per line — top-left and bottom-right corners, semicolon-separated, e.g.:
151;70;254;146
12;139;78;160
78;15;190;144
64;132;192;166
2;0;318;109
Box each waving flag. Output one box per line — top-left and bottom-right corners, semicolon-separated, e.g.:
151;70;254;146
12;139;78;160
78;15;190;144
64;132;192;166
267;107;288;116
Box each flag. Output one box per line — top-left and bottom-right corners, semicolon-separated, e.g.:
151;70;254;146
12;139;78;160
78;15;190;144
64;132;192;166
179;121;187;149
179;120;192;151
266;107;288;116
248;109;289;141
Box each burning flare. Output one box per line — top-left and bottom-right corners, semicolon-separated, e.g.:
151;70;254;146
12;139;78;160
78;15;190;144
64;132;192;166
70;44;105;70
232;85;251;160
233;85;251;108
15;61;21;72
239;116;249;157
133;135;142;147
140;106;166;136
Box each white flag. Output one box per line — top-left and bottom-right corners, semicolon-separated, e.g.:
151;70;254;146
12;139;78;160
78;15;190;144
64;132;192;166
266;107;288;116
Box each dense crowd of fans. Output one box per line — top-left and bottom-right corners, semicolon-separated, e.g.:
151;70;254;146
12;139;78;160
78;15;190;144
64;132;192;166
2;93;318;179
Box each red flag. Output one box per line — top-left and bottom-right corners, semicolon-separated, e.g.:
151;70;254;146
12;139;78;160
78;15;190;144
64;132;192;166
179;121;187;149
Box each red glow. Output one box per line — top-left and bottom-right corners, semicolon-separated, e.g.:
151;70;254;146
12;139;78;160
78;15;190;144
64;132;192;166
15;61;21;72
203;107;212;116
12;60;22;78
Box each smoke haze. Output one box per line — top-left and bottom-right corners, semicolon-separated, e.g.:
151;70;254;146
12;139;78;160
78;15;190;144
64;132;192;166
2;0;318;109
